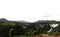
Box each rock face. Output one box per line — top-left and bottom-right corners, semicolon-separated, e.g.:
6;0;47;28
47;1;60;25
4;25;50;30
48;24;59;32
34;20;60;33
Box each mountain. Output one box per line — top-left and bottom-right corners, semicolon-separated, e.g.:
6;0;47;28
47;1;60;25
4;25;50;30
0;18;8;22
0;18;31;23
34;20;60;24
34;20;49;23
0;18;60;23
10;20;31;23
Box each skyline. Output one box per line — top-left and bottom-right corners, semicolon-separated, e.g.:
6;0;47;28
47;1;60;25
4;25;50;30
0;15;60;22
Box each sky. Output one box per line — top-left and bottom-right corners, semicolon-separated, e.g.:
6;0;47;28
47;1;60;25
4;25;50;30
0;0;60;22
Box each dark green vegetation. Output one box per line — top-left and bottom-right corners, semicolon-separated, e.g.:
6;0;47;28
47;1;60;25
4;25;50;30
0;18;60;37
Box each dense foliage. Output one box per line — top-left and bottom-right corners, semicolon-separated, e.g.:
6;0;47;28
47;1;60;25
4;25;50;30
0;19;60;37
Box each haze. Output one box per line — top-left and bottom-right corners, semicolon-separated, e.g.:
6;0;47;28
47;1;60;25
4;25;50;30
0;0;60;22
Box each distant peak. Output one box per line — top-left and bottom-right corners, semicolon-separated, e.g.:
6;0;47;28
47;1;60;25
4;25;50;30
0;18;8;21
0;18;6;20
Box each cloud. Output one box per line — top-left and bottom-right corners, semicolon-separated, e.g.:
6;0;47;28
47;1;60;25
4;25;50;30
0;0;60;22
43;15;52;17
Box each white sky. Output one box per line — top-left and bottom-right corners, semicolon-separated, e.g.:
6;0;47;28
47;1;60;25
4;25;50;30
0;0;60;22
